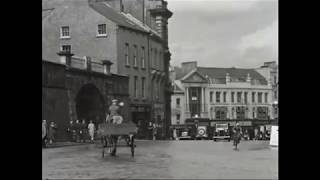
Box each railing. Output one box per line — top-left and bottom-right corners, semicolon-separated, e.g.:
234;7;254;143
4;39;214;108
69;57;105;74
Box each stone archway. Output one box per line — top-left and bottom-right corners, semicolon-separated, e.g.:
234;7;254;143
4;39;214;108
75;83;106;124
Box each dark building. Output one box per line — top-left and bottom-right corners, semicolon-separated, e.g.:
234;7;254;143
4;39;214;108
42;52;130;141
42;0;173;139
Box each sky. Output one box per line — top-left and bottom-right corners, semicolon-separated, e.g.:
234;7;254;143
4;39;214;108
167;0;278;68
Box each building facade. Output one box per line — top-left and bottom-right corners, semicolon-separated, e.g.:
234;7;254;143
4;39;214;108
42;0;173;139
170;61;274;129
255;61;278;121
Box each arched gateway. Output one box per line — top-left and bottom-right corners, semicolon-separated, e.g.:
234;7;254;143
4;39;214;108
75;83;106;124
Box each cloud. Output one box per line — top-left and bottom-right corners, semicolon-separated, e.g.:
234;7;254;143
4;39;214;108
168;0;278;68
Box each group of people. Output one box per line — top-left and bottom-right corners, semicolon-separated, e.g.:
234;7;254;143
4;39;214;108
42;120;58;148
67;120;96;143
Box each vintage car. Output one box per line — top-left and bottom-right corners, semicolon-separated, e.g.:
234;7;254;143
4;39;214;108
213;123;231;141
195;125;209;140
178;128;193;140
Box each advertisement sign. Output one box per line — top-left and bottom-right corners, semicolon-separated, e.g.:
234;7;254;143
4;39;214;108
269;125;278;146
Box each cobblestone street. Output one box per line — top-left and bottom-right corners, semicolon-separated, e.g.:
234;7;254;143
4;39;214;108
42;140;278;179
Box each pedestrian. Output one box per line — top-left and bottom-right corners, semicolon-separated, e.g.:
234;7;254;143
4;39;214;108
48;122;57;144
42;120;48;148
67;120;75;142
254;128;259;141
88;120;95;143
232;123;242;150
81;119;87;143
75;119;81;142
152;123;157;141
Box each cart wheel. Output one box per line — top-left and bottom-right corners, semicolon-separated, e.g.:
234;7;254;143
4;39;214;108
130;135;135;157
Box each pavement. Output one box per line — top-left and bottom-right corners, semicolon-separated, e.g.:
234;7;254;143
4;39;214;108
42;140;278;179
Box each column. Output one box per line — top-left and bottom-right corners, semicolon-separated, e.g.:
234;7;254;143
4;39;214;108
201;87;204;112
186;87;189;112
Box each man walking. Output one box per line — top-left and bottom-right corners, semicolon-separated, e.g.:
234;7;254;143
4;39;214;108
88;120;95;143
42;120;47;148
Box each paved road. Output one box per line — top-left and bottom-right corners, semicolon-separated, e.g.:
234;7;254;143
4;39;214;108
42;140;278;179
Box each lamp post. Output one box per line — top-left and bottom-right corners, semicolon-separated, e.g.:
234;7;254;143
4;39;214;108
272;100;278;123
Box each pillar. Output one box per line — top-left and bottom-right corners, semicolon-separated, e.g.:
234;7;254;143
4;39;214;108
185;87;189;112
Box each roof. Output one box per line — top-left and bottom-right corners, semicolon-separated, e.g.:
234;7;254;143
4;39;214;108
173;66;187;80
89;1;148;33
42;8;54;20
173;80;184;92
121;13;161;37
174;66;268;85
197;67;267;84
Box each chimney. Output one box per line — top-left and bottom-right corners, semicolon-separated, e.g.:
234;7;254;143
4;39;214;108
57;51;74;67
102;60;113;75
84;56;92;71
226;73;230;83
181;61;197;75
246;73;251;83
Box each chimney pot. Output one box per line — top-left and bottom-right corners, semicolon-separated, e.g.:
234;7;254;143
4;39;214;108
57;51;74;67
102;60;113;75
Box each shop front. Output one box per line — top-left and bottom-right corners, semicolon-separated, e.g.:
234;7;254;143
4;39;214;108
153;103;165;139
131;104;151;139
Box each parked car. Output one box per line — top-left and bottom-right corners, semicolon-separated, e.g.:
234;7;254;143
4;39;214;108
178;128;192;140
195;125;209;140
213;123;231;141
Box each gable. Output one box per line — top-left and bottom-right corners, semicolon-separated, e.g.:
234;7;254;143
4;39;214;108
182;72;207;83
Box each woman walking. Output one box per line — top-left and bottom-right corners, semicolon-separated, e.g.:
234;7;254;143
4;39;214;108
233;123;242;150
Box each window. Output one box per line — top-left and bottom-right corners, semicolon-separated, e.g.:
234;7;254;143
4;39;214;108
97;24;107;36
134;76;138;98
60;26;70;38
61;45;71;52
252;92;255;103
141;47;145;68
133;45;138;67
274;90;277;99
141;77;145;98
176;98;180;107
216;92;220;103
236;107;245;119
237;92;242;103
125;43;129;66
244;92;248;104
210;91;213;102
231;92;235;103
265;93;268;103
258;92;263;103
223;92;227;103
274;76;277;84
215;107;227;120
176;114;180;124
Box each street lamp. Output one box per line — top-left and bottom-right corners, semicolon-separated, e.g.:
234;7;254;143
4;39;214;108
272;100;278;121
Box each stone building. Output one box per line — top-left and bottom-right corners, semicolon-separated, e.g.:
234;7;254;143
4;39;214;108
255;61;278;121
170;61;274;130
42;0;173;139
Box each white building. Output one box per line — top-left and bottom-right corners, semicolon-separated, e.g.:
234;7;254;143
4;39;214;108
170;61;274;128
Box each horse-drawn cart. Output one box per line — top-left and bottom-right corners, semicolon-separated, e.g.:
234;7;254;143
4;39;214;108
97;122;137;157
